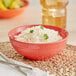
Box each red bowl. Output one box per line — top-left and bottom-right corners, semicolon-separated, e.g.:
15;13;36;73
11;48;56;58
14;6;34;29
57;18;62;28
8;25;68;61
0;0;29;19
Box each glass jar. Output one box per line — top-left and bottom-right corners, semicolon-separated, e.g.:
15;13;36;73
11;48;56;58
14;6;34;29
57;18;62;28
40;0;69;28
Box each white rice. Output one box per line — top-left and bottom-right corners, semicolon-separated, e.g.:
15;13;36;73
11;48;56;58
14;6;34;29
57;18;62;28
15;26;62;43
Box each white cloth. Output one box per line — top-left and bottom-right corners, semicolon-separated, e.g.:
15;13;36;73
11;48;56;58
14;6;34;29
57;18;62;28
0;53;55;76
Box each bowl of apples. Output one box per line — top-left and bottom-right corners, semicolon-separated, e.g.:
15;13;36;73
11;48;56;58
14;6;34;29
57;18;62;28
0;0;29;18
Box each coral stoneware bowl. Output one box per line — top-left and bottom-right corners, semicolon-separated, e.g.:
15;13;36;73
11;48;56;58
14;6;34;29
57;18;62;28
8;25;68;61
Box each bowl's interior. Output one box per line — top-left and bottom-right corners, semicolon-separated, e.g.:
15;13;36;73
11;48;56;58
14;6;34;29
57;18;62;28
8;25;68;41
20;0;29;8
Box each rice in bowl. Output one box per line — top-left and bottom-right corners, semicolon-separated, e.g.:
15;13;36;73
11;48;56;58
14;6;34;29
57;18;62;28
15;26;62;43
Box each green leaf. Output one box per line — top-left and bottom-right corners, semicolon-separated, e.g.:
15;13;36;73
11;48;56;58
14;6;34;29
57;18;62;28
40;26;44;30
30;29;34;33
44;34;49;40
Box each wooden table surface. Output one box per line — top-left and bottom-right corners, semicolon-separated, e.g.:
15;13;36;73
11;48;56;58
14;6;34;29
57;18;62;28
0;0;76;45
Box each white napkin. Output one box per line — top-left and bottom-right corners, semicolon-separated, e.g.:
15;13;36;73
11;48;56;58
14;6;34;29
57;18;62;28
0;53;55;76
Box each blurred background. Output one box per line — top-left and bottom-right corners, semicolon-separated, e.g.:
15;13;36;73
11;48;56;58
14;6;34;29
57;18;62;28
0;0;76;45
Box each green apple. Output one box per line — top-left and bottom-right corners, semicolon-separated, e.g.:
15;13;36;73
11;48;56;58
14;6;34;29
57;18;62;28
10;0;20;9
3;0;11;8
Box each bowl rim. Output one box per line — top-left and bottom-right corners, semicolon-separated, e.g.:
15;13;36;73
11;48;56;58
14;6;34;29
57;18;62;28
0;0;29;11
8;24;69;45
